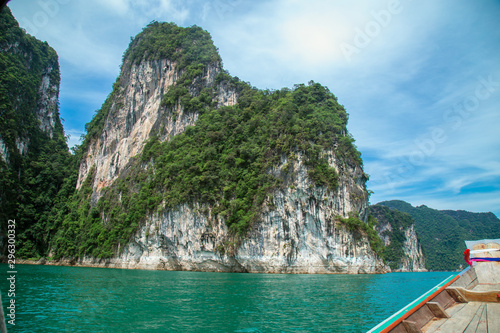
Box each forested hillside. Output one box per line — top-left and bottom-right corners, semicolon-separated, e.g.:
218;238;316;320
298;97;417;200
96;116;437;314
441;210;500;236
378;200;500;271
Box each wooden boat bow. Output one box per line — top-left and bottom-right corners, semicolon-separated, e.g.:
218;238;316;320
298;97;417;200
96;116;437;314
368;239;500;333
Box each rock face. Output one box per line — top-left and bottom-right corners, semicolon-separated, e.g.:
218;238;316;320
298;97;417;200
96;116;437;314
76;59;237;197
35;65;60;138
78;149;386;274
78;204;386;274
0;6;61;168
236;154;379;274
378;200;500;271
0;29;59;159
370;205;426;272
0;138;8;163
74;22;387;274
398;224;426;272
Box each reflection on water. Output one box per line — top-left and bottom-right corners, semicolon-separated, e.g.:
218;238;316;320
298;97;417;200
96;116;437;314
0;264;452;332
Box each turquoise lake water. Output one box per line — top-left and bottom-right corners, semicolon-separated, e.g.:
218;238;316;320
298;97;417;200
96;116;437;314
0;264;453;332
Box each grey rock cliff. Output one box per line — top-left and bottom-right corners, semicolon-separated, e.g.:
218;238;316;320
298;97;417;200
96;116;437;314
76;59;237;198
75;30;387;274
35;65;59;138
371;205;426;272
398;224;426;272
78;147;387;273
0;42;59;160
0;138;9;163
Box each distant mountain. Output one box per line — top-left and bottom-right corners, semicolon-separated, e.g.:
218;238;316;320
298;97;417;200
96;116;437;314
377;200;500;271
440;210;500;236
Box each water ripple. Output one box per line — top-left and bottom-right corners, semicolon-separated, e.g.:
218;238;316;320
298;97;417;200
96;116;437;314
0;264;451;332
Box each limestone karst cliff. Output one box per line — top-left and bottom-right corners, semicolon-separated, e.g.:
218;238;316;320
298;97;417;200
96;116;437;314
369;205;426;272
0;6;74;258
76;22;239;201
48;21;390;273
76;59;237;199
88;151;383;273
0;7;61;163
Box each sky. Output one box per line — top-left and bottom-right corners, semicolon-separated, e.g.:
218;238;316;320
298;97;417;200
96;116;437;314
7;0;500;217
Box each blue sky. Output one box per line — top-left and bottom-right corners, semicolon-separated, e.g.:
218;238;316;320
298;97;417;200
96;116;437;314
8;0;500;217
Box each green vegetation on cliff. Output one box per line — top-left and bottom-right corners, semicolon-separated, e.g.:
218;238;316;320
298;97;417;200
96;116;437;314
378;200;500;271
53;77;365;259
337;213;384;256
369;205;417;270
78;22;221;159
49;21;369;259
0;7;76;258
123;21;221;69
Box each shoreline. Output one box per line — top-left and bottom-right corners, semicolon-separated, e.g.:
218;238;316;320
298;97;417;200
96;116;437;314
2;258;435;274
